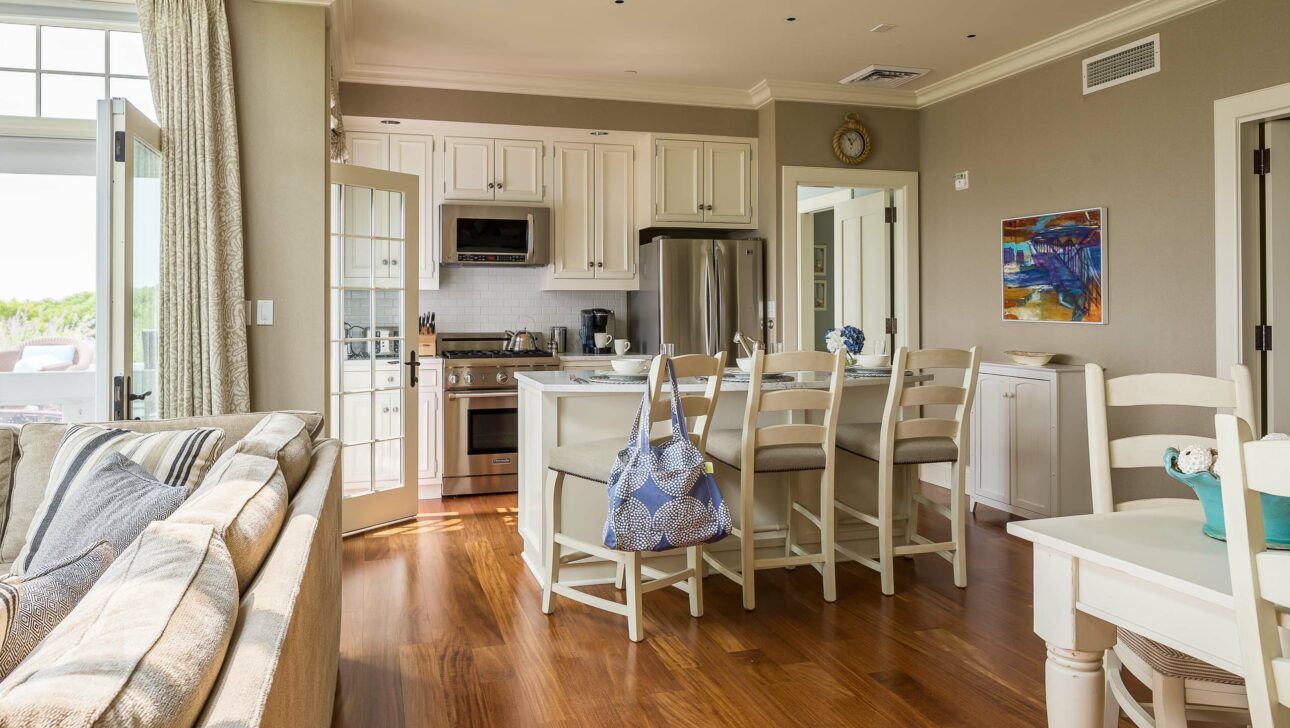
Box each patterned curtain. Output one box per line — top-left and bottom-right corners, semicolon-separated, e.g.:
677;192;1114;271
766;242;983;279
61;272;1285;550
136;0;250;417
330;74;348;163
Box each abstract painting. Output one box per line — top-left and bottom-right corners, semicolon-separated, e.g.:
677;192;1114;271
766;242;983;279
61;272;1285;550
1002;208;1104;323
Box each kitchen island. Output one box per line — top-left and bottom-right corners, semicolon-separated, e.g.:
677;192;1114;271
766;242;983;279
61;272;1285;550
515;368;928;586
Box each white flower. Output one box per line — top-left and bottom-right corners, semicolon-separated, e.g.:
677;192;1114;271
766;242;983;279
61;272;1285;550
824;330;845;354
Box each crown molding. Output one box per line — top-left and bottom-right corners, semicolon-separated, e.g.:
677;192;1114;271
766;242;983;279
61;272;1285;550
914;0;1221;107
750;80;918;110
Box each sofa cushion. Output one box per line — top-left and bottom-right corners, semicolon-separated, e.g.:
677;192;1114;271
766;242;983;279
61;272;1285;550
0;427;15;558
0;541;114;677
217;413;313;498
171;452;287;591
10;425;223;576
0;522;238;726
24;453;188;576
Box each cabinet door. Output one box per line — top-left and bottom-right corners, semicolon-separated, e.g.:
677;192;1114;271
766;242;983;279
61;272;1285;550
552;143;595;279
1011;378;1054;516
417;388;438;481
704;141;752;224
389;135;435;287
595;144;635;279
443;136;494;200
655;139;704;222
495;139;544;202
346;132;388;170
974;375;1012;505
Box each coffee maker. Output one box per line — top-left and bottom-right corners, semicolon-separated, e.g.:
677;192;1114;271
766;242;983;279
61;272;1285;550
579;308;614;354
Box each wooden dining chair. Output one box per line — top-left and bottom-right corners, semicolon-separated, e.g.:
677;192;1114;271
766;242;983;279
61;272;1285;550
701;348;847;610
541;353;725;642
832;346;980;596
1215;413;1290;728
1086;363;1255;728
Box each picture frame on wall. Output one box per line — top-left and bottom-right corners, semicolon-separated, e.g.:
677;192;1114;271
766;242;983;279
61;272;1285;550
813;280;828;311
1001;207;1105;324
813;245;827;276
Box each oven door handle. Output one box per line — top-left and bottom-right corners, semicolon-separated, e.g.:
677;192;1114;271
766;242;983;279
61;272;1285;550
446;391;518;401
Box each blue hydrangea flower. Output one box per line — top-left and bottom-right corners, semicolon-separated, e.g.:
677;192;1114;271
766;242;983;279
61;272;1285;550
824;325;865;355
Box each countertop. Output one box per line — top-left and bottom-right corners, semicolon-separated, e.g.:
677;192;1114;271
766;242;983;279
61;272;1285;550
516;369;928;393
555;353;651;362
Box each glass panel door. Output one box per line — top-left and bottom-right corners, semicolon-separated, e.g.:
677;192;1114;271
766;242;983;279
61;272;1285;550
329;163;419;534
100;98;161;420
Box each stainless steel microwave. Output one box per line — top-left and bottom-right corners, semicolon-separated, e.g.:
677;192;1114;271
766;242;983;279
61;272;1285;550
440;204;550;266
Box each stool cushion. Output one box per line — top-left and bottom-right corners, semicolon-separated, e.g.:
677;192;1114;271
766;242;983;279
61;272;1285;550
704;429;825;472
1117;629;1244;685
835;423;958;464
548;438;624;484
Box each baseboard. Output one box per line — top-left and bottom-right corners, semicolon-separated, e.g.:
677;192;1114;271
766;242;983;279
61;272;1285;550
418;483;443;500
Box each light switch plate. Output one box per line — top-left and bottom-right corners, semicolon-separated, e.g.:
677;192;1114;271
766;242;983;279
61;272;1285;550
256;300;274;326
953;171;970;191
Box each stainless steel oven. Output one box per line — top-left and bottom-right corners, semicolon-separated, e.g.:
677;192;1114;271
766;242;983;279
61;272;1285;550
440;204;550;266
443;390;520;496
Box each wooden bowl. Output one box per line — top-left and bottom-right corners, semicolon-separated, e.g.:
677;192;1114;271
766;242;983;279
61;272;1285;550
1005;350;1055;366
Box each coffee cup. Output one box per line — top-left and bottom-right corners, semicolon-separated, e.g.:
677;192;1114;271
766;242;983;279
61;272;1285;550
594;332;613;349
614;339;631;356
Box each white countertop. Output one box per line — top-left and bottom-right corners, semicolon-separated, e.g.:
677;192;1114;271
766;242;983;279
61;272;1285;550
516;368;927;393
556;354;650;362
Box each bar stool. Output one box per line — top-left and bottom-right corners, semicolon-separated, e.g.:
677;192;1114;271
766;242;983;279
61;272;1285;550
701;348;846;610
540;353;725;642
833;346;980;596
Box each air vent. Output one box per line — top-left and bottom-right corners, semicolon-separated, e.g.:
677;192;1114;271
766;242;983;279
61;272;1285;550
1083;34;1160;94
839;64;930;88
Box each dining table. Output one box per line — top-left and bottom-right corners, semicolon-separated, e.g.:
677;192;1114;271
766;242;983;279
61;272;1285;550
1007;504;1242;728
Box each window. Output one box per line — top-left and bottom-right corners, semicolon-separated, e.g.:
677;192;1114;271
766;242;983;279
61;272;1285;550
0;22;153;121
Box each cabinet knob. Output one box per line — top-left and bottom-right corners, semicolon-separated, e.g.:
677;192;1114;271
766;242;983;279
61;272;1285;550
597;261;603;267
487;182;495;189
496;183;503;190
391;259;398;265
706;204;714;211
588;260;594;267
382;259;390;265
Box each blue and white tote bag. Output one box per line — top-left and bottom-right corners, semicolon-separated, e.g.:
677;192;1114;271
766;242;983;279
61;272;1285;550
603;361;732;552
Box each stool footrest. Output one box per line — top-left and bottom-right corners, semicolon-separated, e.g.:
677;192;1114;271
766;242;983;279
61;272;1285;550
701;552;744;585
640;568;694;594
554;533;623;563
834;500;880;527
551;584;630;616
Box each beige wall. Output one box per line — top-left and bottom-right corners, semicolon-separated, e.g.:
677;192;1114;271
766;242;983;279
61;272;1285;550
227;0;329;413
340;83;758;136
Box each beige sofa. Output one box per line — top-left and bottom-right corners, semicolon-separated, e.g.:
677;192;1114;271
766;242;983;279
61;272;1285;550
0;411;341;727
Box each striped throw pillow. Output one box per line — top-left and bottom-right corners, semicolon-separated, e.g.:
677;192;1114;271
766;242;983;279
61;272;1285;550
11;424;224;576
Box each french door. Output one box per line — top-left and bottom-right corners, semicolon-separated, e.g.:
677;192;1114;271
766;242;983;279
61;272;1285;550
98;98;161;420
329;163;420;533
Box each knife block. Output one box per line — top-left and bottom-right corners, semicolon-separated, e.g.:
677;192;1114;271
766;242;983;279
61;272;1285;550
418;333;438;357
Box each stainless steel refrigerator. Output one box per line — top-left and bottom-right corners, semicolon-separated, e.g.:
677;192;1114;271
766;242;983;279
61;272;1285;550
628;237;765;358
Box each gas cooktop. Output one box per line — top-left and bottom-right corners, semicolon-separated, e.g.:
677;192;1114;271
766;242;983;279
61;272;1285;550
441;349;554;360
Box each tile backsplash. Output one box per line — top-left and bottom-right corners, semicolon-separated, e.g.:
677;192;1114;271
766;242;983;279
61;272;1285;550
419;266;627;339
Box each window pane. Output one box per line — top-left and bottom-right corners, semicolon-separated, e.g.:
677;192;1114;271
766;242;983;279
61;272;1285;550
110;77;155;121
0;23;37;69
40;73;105;119
41;26;105;73
0;71;36;116
108;31;147;76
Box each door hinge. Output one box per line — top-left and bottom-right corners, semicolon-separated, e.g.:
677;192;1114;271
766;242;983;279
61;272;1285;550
1255;148;1271;175
113;131;125;163
1256;324;1273;352
884;206;897;224
885;317;898;335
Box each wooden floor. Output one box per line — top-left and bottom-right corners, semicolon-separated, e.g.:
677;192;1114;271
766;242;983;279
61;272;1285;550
333;488;1104;727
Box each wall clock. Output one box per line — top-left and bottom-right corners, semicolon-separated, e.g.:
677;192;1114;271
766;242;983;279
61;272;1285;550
832;113;872;166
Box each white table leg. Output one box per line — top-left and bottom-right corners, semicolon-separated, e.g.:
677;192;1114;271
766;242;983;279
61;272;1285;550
1045;645;1109;728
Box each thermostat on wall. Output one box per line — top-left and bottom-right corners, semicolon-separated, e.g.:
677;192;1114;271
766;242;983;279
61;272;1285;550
954;171;970;191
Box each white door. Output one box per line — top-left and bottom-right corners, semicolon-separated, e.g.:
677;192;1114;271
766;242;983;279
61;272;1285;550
1011;378;1053;515
973;375;1012;505
443;137;494;200
1266;121;1290;432
346;132;389;171
102;99;162;420
595;144;635;279
495;139;544;202
330;163;420;534
704;141;752;224
655;139;704;222
389;134;436;288
552;143;595;279
833;192;890;346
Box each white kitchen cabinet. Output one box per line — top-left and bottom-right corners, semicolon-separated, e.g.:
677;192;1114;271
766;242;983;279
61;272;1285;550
341;132;438;290
552;143;595;279
703;141;753;225
595;144;636;279
346;132;388;170
550;143;636;287
651;138;754;227
969;362;1091;519
444;136;544;202
655;139;704;223
417;359;444;493
389;134;436;288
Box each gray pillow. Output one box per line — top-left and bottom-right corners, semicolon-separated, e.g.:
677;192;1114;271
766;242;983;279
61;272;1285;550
23;453;188;576
0;541;114;676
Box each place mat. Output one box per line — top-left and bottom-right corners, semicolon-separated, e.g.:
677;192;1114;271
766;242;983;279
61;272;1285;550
703;368;793;384
846;367;909;378
585;371;649;384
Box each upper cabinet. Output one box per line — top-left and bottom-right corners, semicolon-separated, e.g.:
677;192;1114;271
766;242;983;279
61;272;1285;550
443;136;544;202
345;131;438;290
549;142;635;287
648;137;755;228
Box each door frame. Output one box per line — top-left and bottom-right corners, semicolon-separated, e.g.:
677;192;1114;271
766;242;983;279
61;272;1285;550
780;166;919;353
1214;80;1290;378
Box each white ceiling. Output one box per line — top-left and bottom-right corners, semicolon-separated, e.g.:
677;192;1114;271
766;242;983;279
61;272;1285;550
334;0;1214;108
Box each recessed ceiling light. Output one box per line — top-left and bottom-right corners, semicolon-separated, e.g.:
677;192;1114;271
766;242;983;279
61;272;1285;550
785;16;797;21
379;119;400;125
623;69;638;75
590;131;609;136
613;0;624;4
870;23;897;33
966;33;977;38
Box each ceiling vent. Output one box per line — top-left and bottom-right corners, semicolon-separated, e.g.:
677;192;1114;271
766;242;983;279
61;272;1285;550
839;64;930;88
1083;34;1160;94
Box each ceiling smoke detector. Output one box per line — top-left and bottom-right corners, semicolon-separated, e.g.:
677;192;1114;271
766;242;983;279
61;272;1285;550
838;64;930;88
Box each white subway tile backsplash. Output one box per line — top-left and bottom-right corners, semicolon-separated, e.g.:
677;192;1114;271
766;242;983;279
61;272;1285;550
419;267;627;340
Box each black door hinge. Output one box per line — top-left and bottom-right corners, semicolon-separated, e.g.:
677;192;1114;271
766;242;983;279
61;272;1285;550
1256;324;1273;352
1255;148;1271;176
884;206;897;224
885;317;898;335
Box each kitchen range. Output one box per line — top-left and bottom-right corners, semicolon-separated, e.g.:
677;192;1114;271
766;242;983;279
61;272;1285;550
437;332;560;497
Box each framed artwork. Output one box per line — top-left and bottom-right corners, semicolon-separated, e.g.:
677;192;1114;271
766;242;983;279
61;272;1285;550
1002;207;1105;323
813;245;827;276
813;280;828;311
